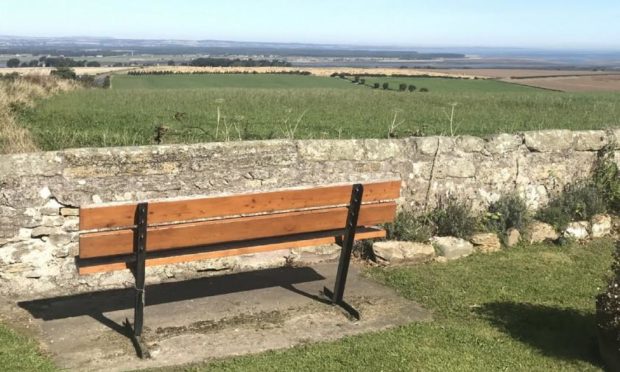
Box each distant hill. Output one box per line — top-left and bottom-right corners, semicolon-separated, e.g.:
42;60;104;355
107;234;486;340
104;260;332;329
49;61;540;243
0;36;465;59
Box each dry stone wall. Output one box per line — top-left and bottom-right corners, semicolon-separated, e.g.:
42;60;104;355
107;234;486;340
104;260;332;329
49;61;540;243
0;129;616;298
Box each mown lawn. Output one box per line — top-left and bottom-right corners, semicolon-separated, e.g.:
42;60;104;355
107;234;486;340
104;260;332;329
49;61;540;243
0;240;614;371
158;240;613;371
0;323;55;371
18;74;620;151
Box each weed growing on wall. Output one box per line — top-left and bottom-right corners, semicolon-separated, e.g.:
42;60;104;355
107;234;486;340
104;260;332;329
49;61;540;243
385;210;435;243
537;181;607;230
485;194;530;244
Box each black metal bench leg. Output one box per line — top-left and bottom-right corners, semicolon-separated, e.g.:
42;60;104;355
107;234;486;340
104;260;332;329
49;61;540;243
322;184;363;321
124;202;150;359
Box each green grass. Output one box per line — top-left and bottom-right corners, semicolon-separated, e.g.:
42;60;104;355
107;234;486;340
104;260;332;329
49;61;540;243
18;74;620;151
156;240;613;371
113;74;358;90
0;240;613;371
0;323;55;371
359;76;539;93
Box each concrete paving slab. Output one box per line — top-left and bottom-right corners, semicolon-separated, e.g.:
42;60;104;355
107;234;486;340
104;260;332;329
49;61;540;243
7;262;431;371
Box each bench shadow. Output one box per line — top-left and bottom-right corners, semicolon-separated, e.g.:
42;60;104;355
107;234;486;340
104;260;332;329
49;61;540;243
18;266;327;339
476;301;602;367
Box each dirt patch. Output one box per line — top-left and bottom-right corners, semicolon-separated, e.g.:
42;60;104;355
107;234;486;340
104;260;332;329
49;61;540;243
154;309;287;339
501;74;620;92
419;69;620;79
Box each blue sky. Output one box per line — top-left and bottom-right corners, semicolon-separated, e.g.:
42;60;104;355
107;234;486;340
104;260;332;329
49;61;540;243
1;0;619;49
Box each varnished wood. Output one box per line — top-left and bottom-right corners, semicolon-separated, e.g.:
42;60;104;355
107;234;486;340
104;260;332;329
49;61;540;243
79;202;396;259
78;228;386;275
79;180;400;230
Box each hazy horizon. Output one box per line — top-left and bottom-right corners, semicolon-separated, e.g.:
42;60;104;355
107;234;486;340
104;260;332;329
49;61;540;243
2;0;619;50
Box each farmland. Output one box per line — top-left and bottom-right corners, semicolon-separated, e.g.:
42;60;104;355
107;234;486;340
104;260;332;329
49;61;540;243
14;73;620;151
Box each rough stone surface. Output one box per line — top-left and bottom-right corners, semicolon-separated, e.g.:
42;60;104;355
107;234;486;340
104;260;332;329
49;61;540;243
372;241;435;264
528;221;560;243
431;237;475;260
591;214;612;238
0;130;617;297
506;228;521;247
573;130;608;151
564;221;590;240
524;130;573;152
470;233;502;253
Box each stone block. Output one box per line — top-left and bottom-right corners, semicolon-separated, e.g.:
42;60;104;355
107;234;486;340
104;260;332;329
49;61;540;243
506;228;521;247
432;237;474;260
372;241;435;264
523;130;573;152
485;133;522;154
591;214;612;238
528;221;559;243
564;221;590;240
470;233;501;253
457;136;486;153
573;130;609;151
60;207;80;217
31;226;58;238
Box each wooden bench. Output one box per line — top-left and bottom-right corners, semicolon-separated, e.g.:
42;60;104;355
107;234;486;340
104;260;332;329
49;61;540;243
77;180;400;358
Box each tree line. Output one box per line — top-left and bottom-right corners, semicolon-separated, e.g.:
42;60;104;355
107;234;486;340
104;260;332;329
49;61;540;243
6;57;101;68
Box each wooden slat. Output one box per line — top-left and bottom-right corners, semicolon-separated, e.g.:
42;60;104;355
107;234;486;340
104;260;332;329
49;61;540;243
78;228;386;275
80;180;400;230
80;202;396;259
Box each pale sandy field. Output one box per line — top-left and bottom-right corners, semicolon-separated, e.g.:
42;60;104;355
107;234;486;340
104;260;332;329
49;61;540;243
501;74;620;92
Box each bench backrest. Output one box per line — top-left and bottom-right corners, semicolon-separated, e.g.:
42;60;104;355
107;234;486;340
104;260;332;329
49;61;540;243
78;180;400;272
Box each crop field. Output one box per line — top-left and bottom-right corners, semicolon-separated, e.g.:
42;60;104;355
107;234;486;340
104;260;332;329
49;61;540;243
17;74;620;151
112;74;358;90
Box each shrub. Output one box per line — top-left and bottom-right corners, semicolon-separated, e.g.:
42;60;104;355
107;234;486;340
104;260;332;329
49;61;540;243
51;67;77;80
373;83;380;89
420;87;429;92
353;76;360;83
385;210;434;243
537;181;607;230
77;75;96;87
408;84;416;92
360;78;366;85
593;144;620;213
398;83;407;91
428;195;478;239
485;194;530;243
596;241;620;363
102;76;111;89
86;61;101;67
382;82;389;90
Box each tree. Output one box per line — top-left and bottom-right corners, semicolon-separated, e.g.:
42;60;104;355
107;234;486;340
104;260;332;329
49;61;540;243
28;60;39;67
382;82;389;90
167;60;175;66
408;84;417;92
6;58;20;68
399;83;407;91
86;61;101;67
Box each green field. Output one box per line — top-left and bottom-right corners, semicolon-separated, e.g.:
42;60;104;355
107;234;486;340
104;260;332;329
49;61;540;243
2;240;613;371
112;74;360;90
18;74;620;151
